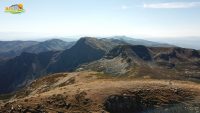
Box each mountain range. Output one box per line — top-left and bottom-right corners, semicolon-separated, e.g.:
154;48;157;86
0;36;174;60
23;39;75;54
107;36;175;47
0;41;38;59
0;37;200;93
0;39;74;60
0;36;200;113
0;36;199;94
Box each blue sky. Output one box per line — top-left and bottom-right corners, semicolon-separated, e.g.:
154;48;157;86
0;0;200;40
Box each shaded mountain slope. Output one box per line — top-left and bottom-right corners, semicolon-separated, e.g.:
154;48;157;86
81;45;154;75
105;45;153;61
153;47;200;62
0;51;59;94
46;37;115;72
81;45;200;79
0;37;120;94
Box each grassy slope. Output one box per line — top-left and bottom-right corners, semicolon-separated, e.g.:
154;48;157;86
1;71;200;113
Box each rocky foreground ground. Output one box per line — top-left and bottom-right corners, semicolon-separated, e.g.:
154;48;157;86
1;71;200;113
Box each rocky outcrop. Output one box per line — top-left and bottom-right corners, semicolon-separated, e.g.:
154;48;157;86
104;88;193;113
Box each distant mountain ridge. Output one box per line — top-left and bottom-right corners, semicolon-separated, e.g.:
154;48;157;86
23;39;75;54
0;41;38;59
0;39;74;59
107;36;175;47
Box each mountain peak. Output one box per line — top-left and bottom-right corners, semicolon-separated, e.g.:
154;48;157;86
73;37;117;52
76;37;98;44
44;39;66;43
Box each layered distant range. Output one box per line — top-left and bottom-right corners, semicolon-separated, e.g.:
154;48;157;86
0;36;175;60
0;36;199;94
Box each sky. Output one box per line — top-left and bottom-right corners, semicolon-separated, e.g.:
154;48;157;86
0;0;200;40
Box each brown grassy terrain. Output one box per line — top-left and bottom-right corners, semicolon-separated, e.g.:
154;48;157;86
1;71;200;113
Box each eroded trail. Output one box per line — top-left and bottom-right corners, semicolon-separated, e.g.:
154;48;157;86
1;71;200;113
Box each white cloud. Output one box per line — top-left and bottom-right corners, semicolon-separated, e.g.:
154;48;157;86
121;5;130;10
143;2;200;9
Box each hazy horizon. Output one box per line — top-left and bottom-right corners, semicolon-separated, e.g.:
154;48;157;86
0;0;200;49
0;0;200;39
0;33;199;49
